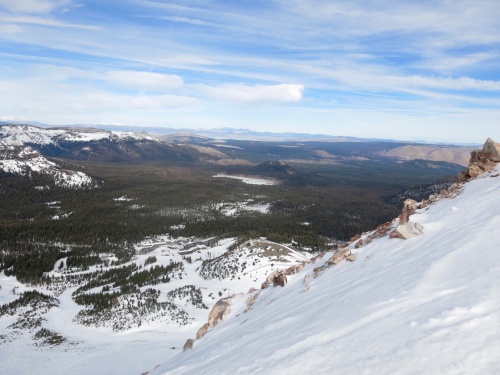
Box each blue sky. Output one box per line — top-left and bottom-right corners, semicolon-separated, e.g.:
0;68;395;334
0;0;499;143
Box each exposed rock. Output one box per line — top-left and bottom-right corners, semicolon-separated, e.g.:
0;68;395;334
368;222;392;240
284;264;304;275
183;338;194;352
398;199;418;224
482;138;500;161
428;194;437;202
207;298;232;327
327;247;354;266
390;222;424;239
309;252;326;263
272;273;287;287
313;266;327;278
349;234;361;243
459;138;500;182
345;253;357;262
354;239;364;249
196;323;210;339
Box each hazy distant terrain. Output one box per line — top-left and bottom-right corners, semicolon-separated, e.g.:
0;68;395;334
378;144;474;166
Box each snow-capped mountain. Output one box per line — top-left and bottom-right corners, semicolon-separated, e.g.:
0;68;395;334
0;124;200;162
0;142;98;189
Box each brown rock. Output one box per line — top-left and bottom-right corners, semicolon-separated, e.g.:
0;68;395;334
349;234;361;243
483;138;500;161
272;273;287;287
208;298;232;327
368;222;392;240
398;199;418;224
313;265;327;278
284;264;304;275
327;247;353;266
354;239;364;249
196;323;210;339
183;339;194;352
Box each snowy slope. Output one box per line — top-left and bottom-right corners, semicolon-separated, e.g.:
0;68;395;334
0;142;97;188
152;166;500;375
0;124;159;146
0;237;309;375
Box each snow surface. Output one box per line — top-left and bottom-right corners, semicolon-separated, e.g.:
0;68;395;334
0;124;159;146
213;174;278;185
0;237;308;375
1;166;499;375
152;166;500;375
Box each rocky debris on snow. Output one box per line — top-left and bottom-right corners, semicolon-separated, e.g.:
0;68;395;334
261;270;288;289
184;296;235;350
458;138;500;182
327;247;356;265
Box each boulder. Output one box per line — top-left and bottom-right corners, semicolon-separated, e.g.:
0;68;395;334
390;222;424;239
196;323;210;339
459;138;500;181
183;339;194;352
483;138;500;161
272;273;287;287
207;298;232;327
327;247;353;266
368;222;392;240
398;199;418;223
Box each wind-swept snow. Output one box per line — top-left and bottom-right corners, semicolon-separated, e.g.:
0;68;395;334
152;166;500;375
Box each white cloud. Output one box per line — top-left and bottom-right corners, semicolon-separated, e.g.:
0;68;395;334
0;15;100;29
199;83;304;104
105;70;184;91
0;0;70;14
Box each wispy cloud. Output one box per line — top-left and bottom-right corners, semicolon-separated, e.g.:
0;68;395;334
0;0;499;142
198;83;304;104
0;0;71;14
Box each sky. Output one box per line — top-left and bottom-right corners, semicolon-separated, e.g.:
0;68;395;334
0;0;499;143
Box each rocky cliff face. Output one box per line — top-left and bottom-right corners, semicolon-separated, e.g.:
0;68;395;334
458;138;500;182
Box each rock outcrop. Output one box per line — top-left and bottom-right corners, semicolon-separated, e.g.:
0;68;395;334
183;297;234;351
458;138;500;182
398;199;418;224
390;222;424;239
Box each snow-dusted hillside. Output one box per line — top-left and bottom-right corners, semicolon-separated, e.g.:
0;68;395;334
0;124;199;162
0;237;309;375
0;124;159;146
0;142;98;188
151;165;500;375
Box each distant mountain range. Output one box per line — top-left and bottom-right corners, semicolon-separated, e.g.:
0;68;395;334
0;123;474;167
